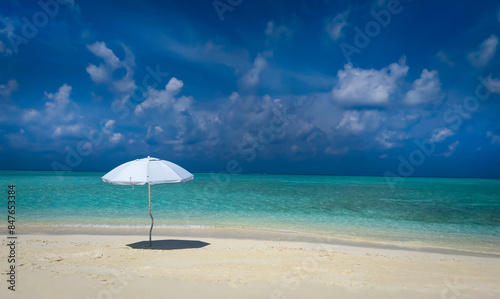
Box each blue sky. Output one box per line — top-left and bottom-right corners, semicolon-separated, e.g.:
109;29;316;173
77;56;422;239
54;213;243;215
1;0;500;178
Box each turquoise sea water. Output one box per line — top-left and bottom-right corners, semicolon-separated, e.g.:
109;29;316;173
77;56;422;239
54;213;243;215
2;171;500;253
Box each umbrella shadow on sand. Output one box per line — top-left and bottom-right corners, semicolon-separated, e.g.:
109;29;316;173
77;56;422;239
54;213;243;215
126;239;210;250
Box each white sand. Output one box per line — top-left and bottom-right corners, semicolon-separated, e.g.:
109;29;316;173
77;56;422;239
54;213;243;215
1;229;499;298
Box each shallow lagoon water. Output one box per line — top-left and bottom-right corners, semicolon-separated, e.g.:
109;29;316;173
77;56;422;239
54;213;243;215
3;171;500;253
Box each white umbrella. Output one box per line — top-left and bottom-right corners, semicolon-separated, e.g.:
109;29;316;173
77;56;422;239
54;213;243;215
102;156;193;246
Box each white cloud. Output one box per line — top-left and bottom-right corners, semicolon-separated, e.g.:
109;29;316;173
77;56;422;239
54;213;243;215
332;57;408;106
468;35;498;68
14;84;84;146
100;119;128;146
265;21;292;41
173;96;193;113
240;54;267;88
487;131;500;144
85;64;108;83
86;41;136;95
44;84;75;122
430;127;453;143
22;109;41;123
87;42;120;68
440;140;459;157
401;112;420;122
109;132;123;144
229;91;239;102
53;124;82;138
336;110;383;135
403;69;442;105
0;79;18;99
165;77;183;93
45;84;71;108
102;119;115;134
134;105;143;114
325;11;349;41
104;119;115;129
15;84;84;142
375;130;399;149
135;77;190;114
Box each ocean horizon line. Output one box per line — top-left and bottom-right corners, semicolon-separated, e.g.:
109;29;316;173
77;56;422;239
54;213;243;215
1;169;500;180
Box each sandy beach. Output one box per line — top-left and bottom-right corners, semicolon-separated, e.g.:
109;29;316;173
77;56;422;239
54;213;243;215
1;228;499;299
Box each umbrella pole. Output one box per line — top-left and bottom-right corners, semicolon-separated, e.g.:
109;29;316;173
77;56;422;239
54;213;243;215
148;183;154;247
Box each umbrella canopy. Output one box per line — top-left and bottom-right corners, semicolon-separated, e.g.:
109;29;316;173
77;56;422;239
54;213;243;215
102;156;193;246
102;156;193;185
